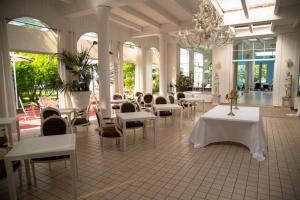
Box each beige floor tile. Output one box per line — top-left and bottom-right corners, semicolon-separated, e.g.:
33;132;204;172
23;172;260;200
1;104;300;200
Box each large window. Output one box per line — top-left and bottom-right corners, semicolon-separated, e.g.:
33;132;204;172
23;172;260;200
233;38;276;61
194;52;204;87
180;48;189;76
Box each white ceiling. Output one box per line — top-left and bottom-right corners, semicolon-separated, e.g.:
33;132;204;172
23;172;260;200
59;0;300;39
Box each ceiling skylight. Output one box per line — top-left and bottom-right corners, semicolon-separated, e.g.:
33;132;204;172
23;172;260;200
79;32;98;42
8;17;50;32
216;0;275;12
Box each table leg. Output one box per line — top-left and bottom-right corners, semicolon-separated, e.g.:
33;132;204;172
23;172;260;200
180;108;183;130
70;152;78;200
143;120;147;139
154;118;157;145
24;160;32;185
157;111;160;128
16;120;21;141
4;159;17;200
8;124;13;147
122;121;126;152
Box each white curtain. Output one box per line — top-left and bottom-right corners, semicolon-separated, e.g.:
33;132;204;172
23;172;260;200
145;49;153;93
57;30;76;108
0;17;16;118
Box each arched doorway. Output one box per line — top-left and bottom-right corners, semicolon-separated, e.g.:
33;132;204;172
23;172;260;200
77;32;99;99
123;41;137;98
7;17;59;117
150;47;160;93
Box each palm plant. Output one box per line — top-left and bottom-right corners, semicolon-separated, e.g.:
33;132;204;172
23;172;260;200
60;41;97;93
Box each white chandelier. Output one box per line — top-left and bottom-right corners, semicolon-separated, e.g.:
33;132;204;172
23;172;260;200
178;0;235;50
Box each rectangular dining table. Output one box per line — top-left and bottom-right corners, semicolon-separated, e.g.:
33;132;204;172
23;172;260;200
180;97;205;119
4;134;77;200
116;112;157;151
153;104;183;130
0;117;20;147
189;105;267;161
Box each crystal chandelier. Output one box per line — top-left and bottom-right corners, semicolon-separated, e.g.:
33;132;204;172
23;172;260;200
178;0;235;50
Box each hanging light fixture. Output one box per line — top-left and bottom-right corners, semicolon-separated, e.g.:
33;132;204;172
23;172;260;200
178;0;235;50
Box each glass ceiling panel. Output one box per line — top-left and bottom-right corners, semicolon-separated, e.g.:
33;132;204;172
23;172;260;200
216;0;242;12
246;0;275;8
217;0;275;12
8;17;50;32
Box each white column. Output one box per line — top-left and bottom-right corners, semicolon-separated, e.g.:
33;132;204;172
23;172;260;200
141;47;147;93
117;41;124;94
97;6;111;117
159;33;168;97
145;49;153;93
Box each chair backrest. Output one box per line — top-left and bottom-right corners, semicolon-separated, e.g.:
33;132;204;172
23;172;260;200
143;93;153;104
113;94;123;100
76;104;91;120
155;96;167;104
132;101;141;112
41;107;60;120
135;92;143;97
137;94;143;103
177;92;185;100
41;115;68;136
120;102;136;113
0;128;8;148
168;95;175;104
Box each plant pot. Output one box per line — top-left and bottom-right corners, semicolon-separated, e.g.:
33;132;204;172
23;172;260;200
70;91;91;109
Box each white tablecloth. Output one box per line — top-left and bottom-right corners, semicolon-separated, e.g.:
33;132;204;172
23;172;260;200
189;105;267;161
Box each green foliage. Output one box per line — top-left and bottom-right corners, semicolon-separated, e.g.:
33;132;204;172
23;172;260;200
14;52;61;103
60;47;97;93
152;67;159;93
237;64;246;86
123;61;135;91
175;72;193;92
254;64;267;83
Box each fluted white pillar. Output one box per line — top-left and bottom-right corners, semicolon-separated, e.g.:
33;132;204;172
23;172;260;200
97;6;111;117
145;49;153;93
159;33;168;97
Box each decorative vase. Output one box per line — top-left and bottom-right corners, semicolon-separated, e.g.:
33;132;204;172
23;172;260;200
70;91;91;109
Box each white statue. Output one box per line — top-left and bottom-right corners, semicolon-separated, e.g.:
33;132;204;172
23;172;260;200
213;72;219;95
284;72;292;97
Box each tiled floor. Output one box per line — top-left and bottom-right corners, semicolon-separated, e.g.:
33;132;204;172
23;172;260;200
1;104;300;200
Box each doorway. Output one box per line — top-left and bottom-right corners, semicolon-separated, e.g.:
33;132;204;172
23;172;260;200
233;38;276;106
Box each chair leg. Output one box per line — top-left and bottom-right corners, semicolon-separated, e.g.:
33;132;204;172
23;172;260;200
30;161;37;185
133;129;136;144
100;137;104;151
48;162;52;171
64;160;67;168
18;167;22;187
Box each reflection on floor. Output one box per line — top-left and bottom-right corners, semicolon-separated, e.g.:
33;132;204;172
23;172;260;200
239;91;273;106
1;103;300;200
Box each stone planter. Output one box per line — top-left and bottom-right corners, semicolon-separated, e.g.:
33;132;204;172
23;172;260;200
70;91;91;109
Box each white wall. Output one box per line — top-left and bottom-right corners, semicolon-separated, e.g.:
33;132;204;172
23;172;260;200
212;44;234;103
273;31;300;106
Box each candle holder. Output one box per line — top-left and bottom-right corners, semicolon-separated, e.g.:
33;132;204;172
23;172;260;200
226;90;239;116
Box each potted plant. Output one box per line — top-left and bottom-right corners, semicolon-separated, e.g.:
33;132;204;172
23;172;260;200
60;42;97;109
175;72;193;92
